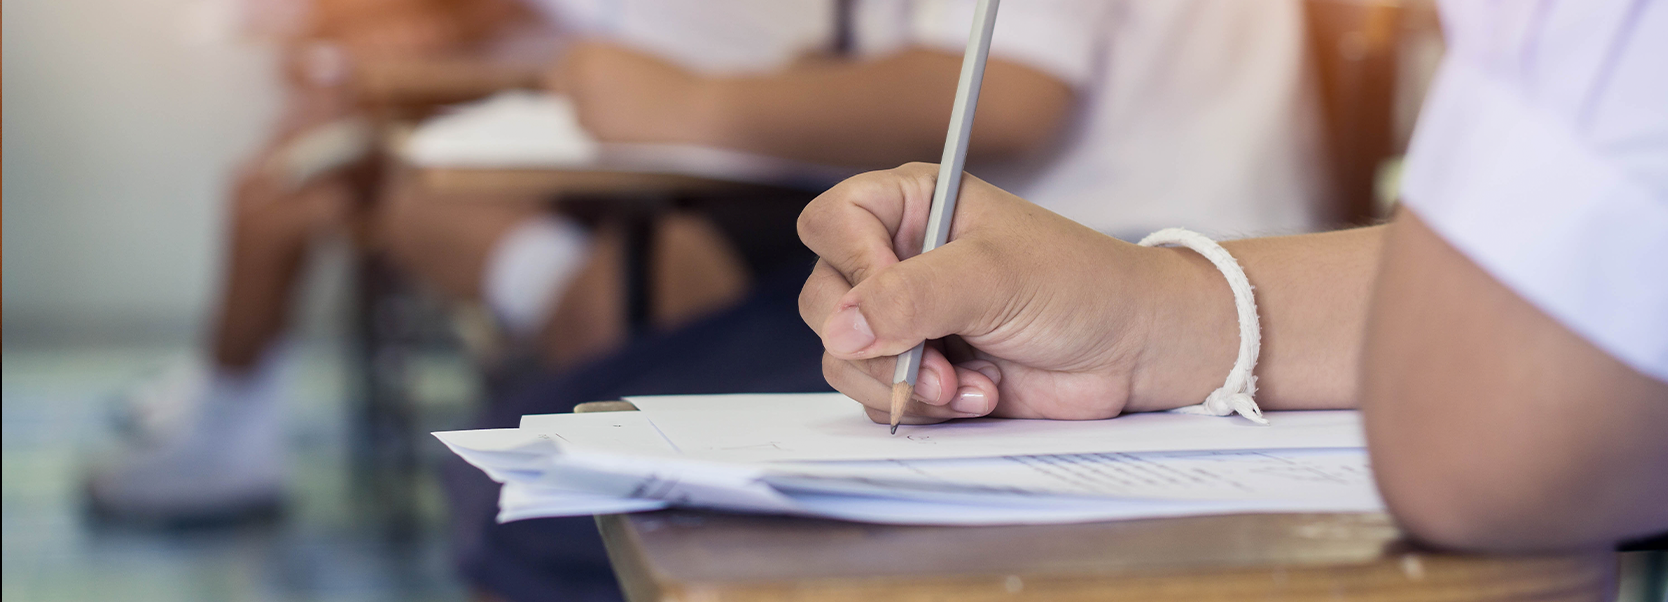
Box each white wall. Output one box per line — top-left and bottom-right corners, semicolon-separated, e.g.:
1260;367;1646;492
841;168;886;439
4;0;282;343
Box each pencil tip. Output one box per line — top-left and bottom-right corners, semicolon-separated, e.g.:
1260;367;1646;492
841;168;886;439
888;381;912;436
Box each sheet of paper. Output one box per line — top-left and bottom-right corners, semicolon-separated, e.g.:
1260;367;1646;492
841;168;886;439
403;91;599;168
625;393;1364;463
494;475;1357;526
439;424;806;514
498;482;668;522
433;428;559;483
518;411;681;457
438;396;1379;526
769;448;1382;506
437;424;1382;525
780;490;1361;526
401;91;854;186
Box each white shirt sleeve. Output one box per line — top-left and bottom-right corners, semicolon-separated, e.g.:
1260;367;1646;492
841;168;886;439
906;0;1112;87
1400;0;1668;383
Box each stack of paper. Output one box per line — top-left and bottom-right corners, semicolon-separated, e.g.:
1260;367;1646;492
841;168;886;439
435;393;1383;526
401;91;856;188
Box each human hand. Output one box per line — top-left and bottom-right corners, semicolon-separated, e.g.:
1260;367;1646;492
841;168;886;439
544;41;713;144
313;0;481;61
798;164;1237;424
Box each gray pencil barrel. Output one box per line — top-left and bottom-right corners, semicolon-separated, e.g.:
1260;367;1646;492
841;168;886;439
893;342;925;385
924;0;999;256
893;0;1000;387
894;0;994;386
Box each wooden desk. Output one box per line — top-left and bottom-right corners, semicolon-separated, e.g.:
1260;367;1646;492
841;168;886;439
413;166;738;198
594;511;1614;601
578;407;1615;601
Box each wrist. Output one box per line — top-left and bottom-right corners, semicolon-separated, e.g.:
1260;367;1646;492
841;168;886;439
1123;244;1240;412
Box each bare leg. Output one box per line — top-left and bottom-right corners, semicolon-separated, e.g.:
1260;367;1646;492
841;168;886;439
374;173;545;302
209;84;364;370
211;172;352;369
376;176;751;369
538;212;750;366
647;212;751;329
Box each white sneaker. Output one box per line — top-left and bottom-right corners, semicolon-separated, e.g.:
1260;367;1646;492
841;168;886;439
109;359;211;444
87;361;287;525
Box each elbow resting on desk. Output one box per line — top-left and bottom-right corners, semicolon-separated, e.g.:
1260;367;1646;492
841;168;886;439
1361;213;1668;552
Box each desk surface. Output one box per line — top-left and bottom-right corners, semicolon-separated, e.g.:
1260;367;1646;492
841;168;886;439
597;510;1614;601
414;166;740;197
571;402;1615;601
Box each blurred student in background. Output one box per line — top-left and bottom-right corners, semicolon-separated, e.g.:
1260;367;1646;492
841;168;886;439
89;0;1328;592
84;0;526;522
430;1;1329;600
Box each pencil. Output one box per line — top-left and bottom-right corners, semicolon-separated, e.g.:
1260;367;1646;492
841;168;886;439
890;0;1001;435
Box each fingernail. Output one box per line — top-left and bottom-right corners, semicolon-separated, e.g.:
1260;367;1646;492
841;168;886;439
950;387;990;415
915;370;942;404
824;305;875;355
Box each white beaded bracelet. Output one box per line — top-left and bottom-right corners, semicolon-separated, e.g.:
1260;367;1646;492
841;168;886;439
1137;228;1268;425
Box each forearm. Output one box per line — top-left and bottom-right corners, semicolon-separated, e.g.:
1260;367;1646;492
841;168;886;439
1129;226;1384;412
696;50;1070;167
1363;211;1668;550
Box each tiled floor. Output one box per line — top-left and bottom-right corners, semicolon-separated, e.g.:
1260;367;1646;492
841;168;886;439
2;343;480;602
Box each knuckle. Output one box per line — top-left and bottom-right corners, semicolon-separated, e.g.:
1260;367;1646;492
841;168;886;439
838;170;898;207
797;286;816;325
795;201;830;248
823;351;860;388
798;279;825;327
841;249;873;285
895;163;940;194
821;352;839;377
797;185;856;246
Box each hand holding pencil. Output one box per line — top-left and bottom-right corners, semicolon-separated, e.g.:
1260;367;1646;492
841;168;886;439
797;0;1247;430
797;164;1176;426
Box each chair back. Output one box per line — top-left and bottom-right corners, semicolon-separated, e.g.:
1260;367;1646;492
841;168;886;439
1304;0;1406;226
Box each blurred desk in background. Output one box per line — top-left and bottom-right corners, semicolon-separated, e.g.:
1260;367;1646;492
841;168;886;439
355;107;834;535
393;134;843;331
413;166;733;197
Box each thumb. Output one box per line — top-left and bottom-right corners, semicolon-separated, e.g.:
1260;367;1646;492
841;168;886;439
820;240;1004;360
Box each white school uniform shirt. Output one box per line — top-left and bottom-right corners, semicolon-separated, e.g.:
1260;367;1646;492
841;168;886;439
872;0;1326;238
521;0;834;74
1399;0;1668;383
527;0;1325;237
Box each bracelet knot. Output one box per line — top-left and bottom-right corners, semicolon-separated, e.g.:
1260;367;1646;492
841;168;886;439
1138;228;1268;426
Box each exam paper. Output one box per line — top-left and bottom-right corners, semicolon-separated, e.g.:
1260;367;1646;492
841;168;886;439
510;409;1376;504
403;91;599;168
782;490;1362;526
519;411;680;457
437;425;806;514
770;448;1380;506
402;91;854;187
498;482;668;522
623;393;1364;463
436;411;1384;526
